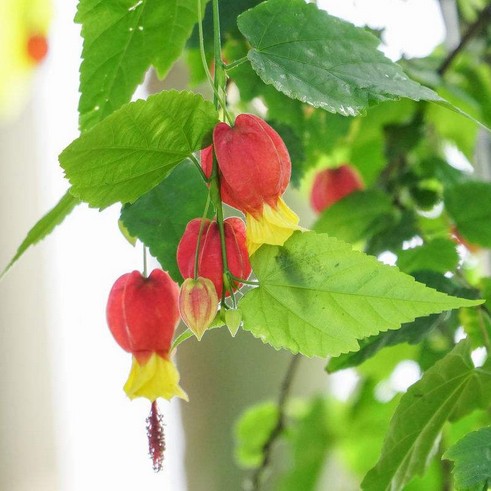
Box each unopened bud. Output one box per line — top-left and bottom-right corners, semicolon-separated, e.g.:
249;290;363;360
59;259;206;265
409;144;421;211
225;309;242;337
179;277;219;340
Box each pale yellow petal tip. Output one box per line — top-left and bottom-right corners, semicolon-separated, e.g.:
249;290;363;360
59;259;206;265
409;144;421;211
124;353;189;402
246;198;304;255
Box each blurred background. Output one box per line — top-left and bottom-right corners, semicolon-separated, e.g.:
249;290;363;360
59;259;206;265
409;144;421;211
0;0;480;490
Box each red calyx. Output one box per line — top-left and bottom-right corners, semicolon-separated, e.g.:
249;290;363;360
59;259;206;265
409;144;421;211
203;114;291;218
310;164;365;213
106;269;180;362
176;217;251;298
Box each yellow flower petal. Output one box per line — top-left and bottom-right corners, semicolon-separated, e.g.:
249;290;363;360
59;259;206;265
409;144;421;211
124;353;189;402
246;198;302;255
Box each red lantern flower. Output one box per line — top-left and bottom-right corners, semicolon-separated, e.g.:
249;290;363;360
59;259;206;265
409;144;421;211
176;217;251;298
106;269;187;402
310;164;364;213
202;114;301;254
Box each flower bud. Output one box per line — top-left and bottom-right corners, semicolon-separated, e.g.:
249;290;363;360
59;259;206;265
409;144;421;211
177;217;251;298
224;308;242;337
179;277;219;340
205;114;302;254
106;269;187;402
310;164;364;213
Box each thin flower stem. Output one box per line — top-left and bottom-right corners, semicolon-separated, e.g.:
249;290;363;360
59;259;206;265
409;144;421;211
142;244;148;277
190;153;210;183
229;274;259;286
225;56;248;71
193;193;211;279
248;354;301;491
196;0;233;124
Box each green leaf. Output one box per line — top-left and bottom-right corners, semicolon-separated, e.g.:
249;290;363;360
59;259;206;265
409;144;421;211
445;181;491;248
59;90;218;208
328;272;478;372
120;160;209;282
239;232;482;358
396;238;460;274
76;0;202;130
1;191;79;278
444;427;491;491
234;401;278;469
362;340;491;491
237;0;441;117
278;398;331;491
313;190;395;244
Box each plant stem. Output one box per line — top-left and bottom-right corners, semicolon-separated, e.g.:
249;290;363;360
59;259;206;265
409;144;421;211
229;274;260;286
142;244;148;277
438;3;491;75
171;329;194;351
248;354;301;491
190;153;210;183
225;56;248;71
193;194;211;279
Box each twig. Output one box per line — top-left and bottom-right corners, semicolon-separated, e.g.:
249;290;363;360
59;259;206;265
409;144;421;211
438;3;491;76
248;354;301;491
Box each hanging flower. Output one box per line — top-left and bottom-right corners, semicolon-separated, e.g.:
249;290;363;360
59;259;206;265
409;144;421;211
106;269;188;402
176;217;251;298
310;164;364;213
202;114;301;255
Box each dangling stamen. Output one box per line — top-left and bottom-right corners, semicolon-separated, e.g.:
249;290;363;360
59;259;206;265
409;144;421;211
146;400;165;472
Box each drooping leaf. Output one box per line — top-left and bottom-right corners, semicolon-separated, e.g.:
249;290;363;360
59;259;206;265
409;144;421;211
278;398;331;491
59;90;218;208
234;401;279;469
239;232;482;358
313;190;395;244
120;160;209;282
445;181;491;248
396;238;460;274
362;340;491;491
76;0;203;130
1;191;79;278
444;427;491;491
237;0;441;117
459;307;491;349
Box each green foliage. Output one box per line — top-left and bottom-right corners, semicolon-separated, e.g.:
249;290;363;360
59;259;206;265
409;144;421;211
60;90;217;208
444;427;491;491
240;232;481;358
76;0;203;130
396;238;460;274
234;401;278;469
1;191;79;278
237;0;441;116
362;340;491;491
278;398;331;491
120;160;209;282
445;181;491;248
313;190;395;244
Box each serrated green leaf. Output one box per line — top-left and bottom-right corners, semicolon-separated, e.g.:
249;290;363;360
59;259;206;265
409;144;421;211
76;0;202;130
396;238;460;274
240;232;482;358
444;427;491;491
1;191;79;279
362;340;491;491
328;272;478;372
59;90;218;208
234;401;279;469
445;181;491;248
313;190;394;244
237;0;441;117
120;160;209;282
